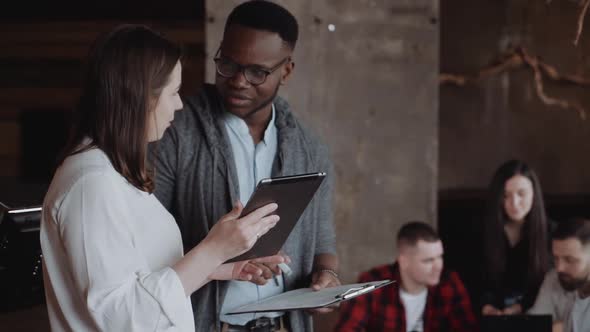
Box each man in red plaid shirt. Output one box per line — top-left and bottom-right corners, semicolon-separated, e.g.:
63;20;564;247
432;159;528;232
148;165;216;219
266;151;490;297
334;221;478;332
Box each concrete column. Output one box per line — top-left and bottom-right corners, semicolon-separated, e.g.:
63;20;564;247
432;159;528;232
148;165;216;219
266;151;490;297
205;2;439;327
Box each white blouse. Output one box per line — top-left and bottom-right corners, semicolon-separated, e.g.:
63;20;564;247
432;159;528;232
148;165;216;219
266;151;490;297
40;148;194;331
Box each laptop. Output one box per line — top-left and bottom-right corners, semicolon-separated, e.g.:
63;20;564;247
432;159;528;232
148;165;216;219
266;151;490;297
481;314;552;332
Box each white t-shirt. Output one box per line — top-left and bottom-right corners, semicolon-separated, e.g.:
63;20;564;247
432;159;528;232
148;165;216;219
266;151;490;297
400;288;428;332
528;269;575;321
41;148;194;331
528;269;590;332
570;295;590;332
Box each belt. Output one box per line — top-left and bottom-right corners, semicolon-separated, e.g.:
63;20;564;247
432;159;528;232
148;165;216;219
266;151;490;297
222;316;285;332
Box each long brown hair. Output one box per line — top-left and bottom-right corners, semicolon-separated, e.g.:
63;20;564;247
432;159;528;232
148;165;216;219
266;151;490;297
60;24;181;192
483;160;550;293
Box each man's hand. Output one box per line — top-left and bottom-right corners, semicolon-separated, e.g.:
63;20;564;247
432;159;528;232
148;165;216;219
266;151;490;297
311;269;341;290
307;269;342;314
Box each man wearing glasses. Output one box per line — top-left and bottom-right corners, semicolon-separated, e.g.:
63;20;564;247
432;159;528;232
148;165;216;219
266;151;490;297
152;1;339;331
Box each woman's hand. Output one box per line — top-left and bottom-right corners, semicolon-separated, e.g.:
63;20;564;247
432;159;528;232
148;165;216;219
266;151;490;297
244;251;291;285
203;201;280;262
482;304;502;315
552;322;564;332
502;303;522;315
173;202;279;296
209;255;287;281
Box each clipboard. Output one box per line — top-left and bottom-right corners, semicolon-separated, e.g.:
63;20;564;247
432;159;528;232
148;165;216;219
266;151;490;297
226;280;394;314
226;172;326;263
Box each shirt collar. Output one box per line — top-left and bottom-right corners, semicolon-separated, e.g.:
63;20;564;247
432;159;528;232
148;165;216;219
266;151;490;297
261;104;277;146
224;104;276;146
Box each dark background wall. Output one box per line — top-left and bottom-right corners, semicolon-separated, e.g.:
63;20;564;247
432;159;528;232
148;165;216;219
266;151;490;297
439;0;590;315
0;2;205;182
440;0;590;194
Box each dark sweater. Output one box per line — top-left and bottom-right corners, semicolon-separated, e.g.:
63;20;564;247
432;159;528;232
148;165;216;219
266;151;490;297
151;84;336;331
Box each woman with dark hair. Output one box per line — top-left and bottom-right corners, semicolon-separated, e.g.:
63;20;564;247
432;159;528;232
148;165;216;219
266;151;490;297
481;159;551;316
40;25;283;331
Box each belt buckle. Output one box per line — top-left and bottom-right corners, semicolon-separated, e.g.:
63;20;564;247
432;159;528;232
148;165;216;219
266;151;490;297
249;317;274;331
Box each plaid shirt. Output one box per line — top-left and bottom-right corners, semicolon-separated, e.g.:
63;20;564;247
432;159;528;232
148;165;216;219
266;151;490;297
334;263;479;332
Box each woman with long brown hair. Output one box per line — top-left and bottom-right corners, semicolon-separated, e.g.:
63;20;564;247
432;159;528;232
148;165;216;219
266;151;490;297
40;25;282;331
481;160;551;316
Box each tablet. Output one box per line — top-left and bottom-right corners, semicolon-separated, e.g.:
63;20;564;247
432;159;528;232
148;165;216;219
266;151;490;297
226;172;326;263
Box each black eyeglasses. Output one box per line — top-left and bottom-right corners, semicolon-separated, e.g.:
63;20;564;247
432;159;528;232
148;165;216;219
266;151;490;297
213;49;290;86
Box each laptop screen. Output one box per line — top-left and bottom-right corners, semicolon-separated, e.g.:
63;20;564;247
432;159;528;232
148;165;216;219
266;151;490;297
481;314;552;332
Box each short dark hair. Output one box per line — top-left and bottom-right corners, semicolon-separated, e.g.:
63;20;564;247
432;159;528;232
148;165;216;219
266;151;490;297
397;221;440;249
224;0;299;49
553;218;590;246
61;24;181;193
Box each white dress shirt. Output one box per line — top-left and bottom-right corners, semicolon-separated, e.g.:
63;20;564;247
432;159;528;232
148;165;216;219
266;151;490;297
219;106;284;325
40;147;194;331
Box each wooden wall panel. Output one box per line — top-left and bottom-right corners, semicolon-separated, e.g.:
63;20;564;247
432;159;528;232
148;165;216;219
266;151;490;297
0;19;205;178
0;20;205;111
